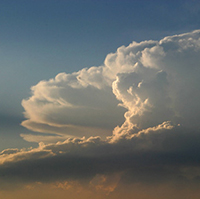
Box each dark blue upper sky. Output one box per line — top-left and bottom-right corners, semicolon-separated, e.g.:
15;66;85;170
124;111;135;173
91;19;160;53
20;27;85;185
0;0;200;150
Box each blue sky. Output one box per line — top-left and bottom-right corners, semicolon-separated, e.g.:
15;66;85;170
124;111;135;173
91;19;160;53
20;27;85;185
1;1;200;198
1;0;200;150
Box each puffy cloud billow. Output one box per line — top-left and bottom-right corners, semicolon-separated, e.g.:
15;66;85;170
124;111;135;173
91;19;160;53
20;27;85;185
21;30;200;141
1;30;200;196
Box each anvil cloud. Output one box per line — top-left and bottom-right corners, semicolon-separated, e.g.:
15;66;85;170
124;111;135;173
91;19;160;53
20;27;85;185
21;30;200;141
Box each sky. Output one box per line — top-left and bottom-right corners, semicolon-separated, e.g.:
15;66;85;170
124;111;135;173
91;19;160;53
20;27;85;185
1;0;200;198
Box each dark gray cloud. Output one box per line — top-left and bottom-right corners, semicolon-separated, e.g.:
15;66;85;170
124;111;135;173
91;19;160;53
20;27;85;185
1;124;200;188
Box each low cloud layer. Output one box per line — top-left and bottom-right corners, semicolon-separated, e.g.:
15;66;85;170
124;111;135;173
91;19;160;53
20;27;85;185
1;123;200;193
1;30;200;196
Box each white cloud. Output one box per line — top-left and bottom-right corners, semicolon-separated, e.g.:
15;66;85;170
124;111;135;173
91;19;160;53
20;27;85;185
109;29;200;134
21;69;125;138
21;29;200;143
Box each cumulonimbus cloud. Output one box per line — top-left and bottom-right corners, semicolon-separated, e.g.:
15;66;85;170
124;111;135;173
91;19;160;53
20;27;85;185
1;30;200;193
21;30;200;142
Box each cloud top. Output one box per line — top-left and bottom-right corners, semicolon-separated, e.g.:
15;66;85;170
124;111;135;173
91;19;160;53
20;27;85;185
21;30;200;141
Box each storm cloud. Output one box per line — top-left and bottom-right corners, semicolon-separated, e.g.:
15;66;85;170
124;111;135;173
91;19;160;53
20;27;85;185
1;30;200;196
1;123;200;190
21;30;200;141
